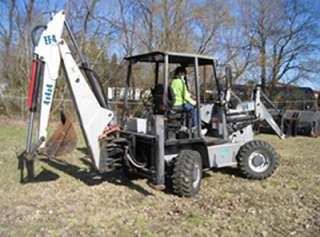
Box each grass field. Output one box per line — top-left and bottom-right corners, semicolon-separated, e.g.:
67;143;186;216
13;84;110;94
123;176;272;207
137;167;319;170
0;118;319;237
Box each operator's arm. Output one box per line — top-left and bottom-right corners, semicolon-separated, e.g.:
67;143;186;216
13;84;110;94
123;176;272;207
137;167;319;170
182;81;196;106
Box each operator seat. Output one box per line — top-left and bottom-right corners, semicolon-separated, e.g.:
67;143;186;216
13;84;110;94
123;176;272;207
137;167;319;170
152;84;171;114
152;84;187;116
152;84;192;137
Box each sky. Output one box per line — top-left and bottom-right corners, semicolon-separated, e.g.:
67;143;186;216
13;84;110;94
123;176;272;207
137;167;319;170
6;0;320;90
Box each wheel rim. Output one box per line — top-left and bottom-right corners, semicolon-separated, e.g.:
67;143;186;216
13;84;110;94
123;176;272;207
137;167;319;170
192;164;201;188
248;151;269;173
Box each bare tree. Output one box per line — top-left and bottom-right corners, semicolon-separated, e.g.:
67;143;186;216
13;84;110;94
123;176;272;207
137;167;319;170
240;0;320;91
134;0;156;51
15;0;37;95
117;0;136;56
0;0;17;89
0;0;319;101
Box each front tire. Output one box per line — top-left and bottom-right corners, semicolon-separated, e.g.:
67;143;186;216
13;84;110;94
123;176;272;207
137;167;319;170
237;140;279;179
172;150;202;197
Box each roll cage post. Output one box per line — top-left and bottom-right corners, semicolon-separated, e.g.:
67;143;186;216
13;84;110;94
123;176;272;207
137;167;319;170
163;54;169;108
194;57;201;137
212;60;228;140
121;61;132;127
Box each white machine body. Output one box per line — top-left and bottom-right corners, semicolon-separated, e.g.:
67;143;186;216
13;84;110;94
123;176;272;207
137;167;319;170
34;11;113;170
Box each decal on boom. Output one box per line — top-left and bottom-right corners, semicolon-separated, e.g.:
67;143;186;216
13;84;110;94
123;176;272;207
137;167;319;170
44;35;57;45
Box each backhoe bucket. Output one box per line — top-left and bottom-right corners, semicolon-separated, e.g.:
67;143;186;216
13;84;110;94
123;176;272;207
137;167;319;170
39;112;77;158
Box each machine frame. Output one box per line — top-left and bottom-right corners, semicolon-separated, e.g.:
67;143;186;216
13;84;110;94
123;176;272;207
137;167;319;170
119;51;284;195
21;11;284;197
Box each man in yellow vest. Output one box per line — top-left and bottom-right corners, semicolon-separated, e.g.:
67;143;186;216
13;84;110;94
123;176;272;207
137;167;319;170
170;67;198;128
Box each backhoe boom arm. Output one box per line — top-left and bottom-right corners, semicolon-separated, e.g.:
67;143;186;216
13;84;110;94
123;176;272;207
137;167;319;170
24;11;113;176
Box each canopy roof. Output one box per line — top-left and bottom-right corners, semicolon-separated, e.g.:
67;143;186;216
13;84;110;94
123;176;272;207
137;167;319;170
124;51;215;66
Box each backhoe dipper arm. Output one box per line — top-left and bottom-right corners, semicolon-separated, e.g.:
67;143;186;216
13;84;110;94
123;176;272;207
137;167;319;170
35;11;65;141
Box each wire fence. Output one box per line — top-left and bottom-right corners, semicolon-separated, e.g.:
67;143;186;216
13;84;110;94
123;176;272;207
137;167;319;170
0;95;318;121
0;95;143;121
0;95;74;121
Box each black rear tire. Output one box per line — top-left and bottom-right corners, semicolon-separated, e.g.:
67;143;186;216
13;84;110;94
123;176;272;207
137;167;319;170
237;140;279;179
172;150;202;197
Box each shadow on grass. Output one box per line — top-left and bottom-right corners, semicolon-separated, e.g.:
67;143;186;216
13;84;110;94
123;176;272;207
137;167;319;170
210;166;244;178
39;158;153;196
29;168;60;183
76;147;90;156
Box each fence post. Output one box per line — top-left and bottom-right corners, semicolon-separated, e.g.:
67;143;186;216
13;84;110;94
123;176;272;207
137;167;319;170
20;97;25;121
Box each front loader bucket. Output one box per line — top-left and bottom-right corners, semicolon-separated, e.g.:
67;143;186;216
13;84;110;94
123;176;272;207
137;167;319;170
39;112;77;158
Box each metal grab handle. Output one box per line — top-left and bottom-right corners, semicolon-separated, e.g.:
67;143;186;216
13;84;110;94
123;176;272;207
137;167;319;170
31;25;47;47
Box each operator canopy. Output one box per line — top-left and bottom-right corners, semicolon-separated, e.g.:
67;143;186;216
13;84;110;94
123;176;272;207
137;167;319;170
125;51;215;66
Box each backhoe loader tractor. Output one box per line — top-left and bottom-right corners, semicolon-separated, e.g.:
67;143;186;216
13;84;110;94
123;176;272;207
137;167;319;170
20;11;285;197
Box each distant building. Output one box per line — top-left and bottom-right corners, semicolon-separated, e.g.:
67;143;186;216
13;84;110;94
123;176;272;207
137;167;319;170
107;87;149;101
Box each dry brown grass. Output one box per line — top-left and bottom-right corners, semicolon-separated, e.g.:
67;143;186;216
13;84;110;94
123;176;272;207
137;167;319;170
0;121;319;237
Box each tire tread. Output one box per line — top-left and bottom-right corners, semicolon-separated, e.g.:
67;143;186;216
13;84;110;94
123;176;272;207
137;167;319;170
237;140;279;180
172;150;202;197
